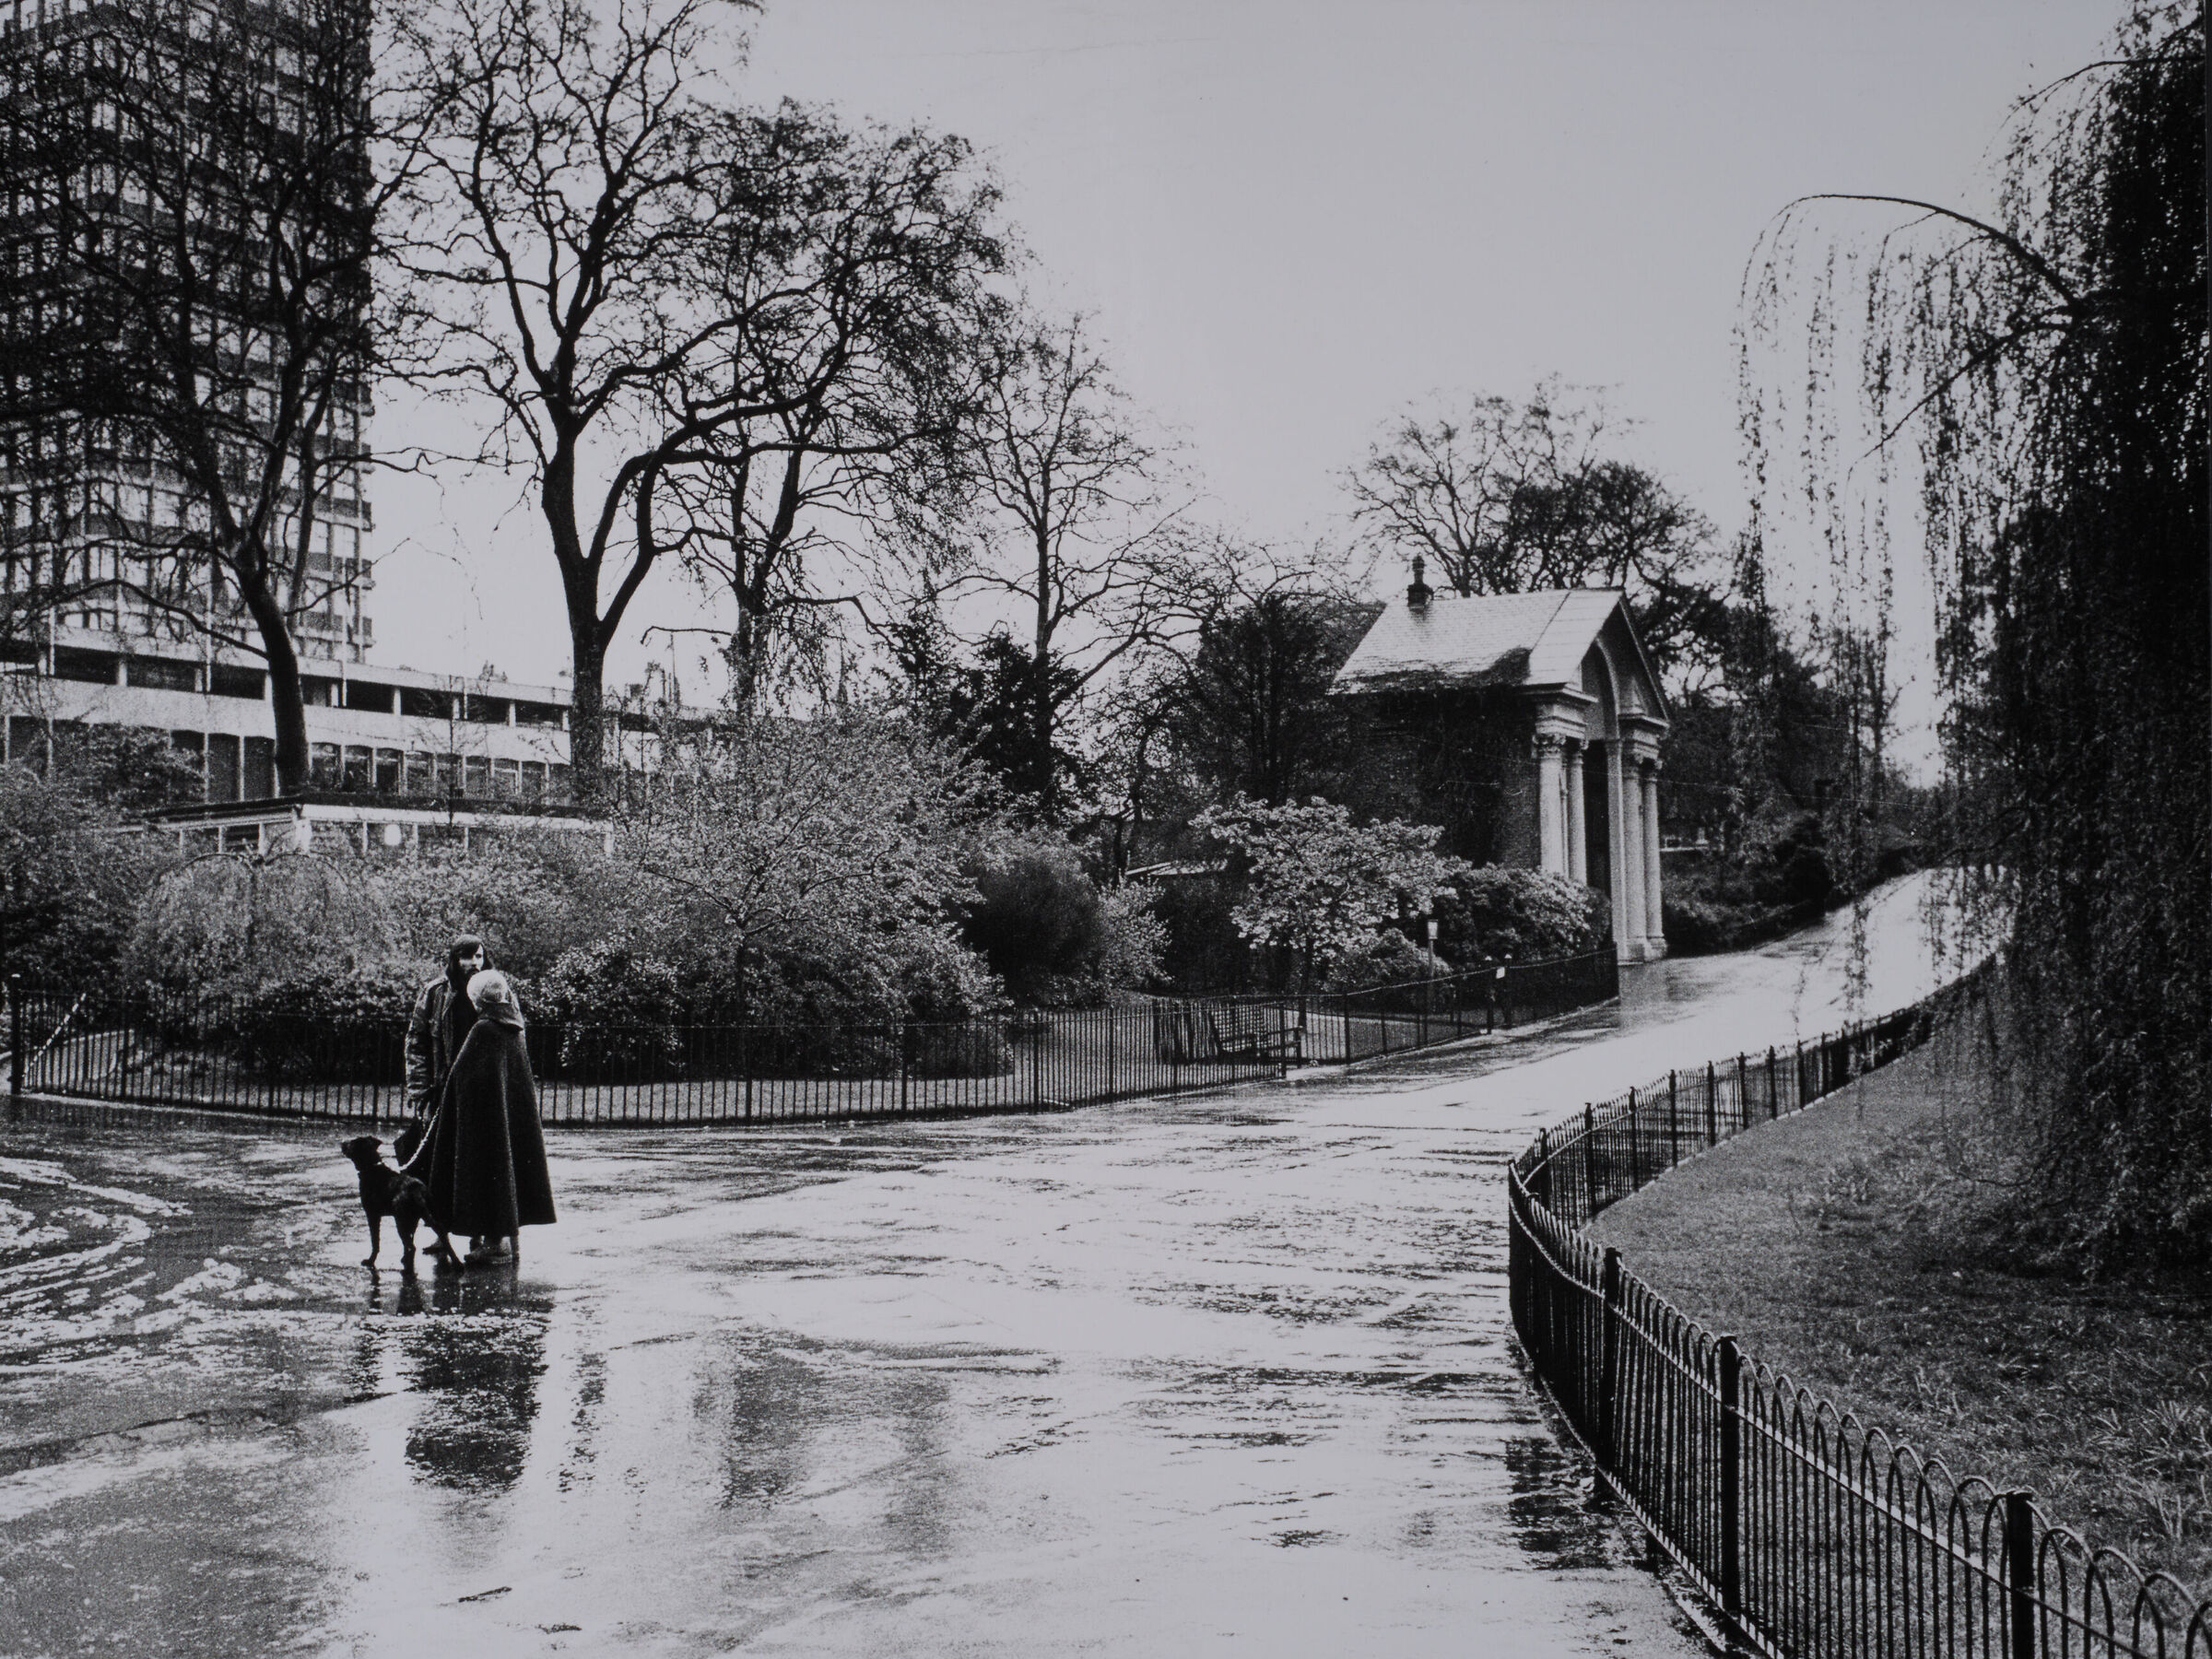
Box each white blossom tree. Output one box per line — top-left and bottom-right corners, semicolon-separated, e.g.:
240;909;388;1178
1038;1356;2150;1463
1194;795;1468;986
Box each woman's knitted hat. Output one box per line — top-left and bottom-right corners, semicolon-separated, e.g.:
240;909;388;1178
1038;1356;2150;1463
465;969;524;1028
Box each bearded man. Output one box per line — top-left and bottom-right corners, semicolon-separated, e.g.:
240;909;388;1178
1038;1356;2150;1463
406;934;487;1120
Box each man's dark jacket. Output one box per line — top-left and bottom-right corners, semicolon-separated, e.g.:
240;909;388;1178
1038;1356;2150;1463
405;976;475;1114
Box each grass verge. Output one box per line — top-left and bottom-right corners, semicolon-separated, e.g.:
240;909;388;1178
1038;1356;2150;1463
1586;1013;2212;1587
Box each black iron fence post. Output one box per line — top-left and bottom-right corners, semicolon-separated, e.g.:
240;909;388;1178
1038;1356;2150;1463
7;975;20;1101
1718;1334;1744;1648
900;1020;912;1115
2004;1490;2037;1659
1704;1061;1717;1147
1668;1069;1679;1170
1581;1104;1596;1218
1598;1245;1622;1476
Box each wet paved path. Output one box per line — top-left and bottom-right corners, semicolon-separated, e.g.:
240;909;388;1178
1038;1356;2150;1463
0;877;1963;1656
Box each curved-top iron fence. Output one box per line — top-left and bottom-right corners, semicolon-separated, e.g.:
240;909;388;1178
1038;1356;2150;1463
1;949;1617;1125
1507;986;2212;1658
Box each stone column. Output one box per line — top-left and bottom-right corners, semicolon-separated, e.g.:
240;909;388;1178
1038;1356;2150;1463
1605;741;1630;960
1618;752;1646;961
1565;742;1588;886
1534;735;1565;876
1641;761;1665;955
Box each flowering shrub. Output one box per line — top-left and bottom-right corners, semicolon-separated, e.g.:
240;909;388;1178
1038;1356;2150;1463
1434;866;1608;963
1194;795;1470;981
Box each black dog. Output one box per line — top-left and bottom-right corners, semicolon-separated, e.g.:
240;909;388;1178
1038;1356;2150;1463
338;1134;458;1275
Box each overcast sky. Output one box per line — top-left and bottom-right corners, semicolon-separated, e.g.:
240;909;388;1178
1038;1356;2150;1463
370;0;2121;755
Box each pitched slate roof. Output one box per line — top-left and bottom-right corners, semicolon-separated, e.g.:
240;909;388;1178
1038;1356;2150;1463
1331;586;1656;706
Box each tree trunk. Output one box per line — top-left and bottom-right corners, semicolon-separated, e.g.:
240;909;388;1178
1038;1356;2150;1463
542;451;610;804
568;624;608;806
1031;525;1057;814
240;575;311;794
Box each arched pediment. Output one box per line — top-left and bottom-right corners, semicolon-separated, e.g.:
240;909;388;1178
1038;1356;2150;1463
1332;586;1669;734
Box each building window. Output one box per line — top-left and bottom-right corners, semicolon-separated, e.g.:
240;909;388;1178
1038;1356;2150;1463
310;743;339;787
491;757;520;798
404;751;434;794
244;736;276;799
519;760;547;800
463;755;491;797
126;656;199;692
344;679;395;713
374;748;402;793
342;745;371;791
52;646;119;684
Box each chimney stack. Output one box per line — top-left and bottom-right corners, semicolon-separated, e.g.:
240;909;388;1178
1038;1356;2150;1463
1406;555;1432;611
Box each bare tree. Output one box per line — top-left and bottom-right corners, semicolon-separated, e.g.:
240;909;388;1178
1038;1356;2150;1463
392;0;746;795
0;0;382;792
937;312;1187;817
650;112;1006;715
395;1;1008;787
1345;382;1717;677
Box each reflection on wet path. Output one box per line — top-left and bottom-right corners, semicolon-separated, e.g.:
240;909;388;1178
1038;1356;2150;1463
0;877;1955;1655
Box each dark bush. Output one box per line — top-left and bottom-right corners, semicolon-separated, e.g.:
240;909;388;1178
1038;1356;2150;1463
1434;866;1608;963
1324;931;1443;992
1763;814;1835;908
908;1021;1015;1078
959;845;1105;1005
533;938;685;1081
1144;873;1253;992
231;959;419;1082
1660;855;1807;955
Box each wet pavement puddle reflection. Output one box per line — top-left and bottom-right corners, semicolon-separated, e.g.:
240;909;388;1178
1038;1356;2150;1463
0;876;1961;1654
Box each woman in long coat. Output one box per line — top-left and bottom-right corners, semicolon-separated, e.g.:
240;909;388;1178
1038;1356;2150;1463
423;970;556;1265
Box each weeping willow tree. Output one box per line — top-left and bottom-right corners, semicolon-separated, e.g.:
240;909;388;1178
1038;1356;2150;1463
1741;3;2207;1265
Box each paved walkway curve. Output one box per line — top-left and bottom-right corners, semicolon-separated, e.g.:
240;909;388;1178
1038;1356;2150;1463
0;876;1968;1656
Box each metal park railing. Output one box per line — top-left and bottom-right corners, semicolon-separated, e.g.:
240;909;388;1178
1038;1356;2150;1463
2;949;1618;1126
1254;948;1618;1067
1506;988;2212;1659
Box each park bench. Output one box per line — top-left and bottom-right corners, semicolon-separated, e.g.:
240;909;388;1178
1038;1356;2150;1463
1205;1003;1296;1064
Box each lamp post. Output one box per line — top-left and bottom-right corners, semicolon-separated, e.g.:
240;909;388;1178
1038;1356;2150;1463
1425;913;1439;1023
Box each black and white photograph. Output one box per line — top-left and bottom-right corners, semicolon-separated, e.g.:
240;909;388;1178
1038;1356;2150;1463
0;0;2203;1653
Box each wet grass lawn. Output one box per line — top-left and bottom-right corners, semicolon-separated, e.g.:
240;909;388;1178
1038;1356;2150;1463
1587;1030;2212;1589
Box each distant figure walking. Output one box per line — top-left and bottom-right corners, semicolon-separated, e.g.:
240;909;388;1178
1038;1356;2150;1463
406;935;486;1119
421;970;556;1265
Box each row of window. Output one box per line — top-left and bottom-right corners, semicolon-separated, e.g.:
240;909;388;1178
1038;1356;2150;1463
309;745;571;803
14;646;566;726
3;717;576;807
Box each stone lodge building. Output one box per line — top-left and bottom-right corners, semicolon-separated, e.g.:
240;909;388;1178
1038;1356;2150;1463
1331;576;1670;963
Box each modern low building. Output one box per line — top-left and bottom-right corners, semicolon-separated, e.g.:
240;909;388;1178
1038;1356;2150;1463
2;623;591;806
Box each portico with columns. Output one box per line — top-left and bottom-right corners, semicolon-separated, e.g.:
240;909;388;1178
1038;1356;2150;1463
1332;574;1671;964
